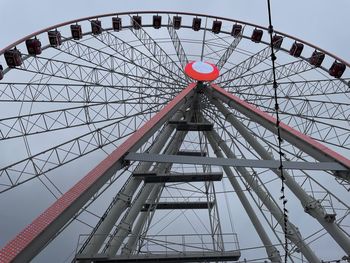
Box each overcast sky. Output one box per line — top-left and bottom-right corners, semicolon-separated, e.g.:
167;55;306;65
0;1;349;262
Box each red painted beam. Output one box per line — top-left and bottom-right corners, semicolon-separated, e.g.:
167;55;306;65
209;83;350;170
0;83;197;263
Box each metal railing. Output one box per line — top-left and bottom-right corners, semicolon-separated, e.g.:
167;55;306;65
76;232;240;256
140;233;240;255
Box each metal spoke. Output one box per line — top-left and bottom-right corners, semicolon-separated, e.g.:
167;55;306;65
15;54;180;97
231;78;350;99
0;105;160;193
59;36;186;90
216;46;272;86
228;58;313;91
0;82;177;103
0;94;170;140
216;31;243;70
166;15;189;69
129;15;188;82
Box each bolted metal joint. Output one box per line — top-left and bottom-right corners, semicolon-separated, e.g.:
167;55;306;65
116;192;132;206
118;222;132;233
285;223;303;247
121;153;131;167
267;247;282;262
324;213;336;223
303;196;326;218
334;170;350;182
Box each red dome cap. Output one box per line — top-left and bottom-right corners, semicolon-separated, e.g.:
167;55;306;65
184;61;219;81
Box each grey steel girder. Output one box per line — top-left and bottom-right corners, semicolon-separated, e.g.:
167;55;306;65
80;102;190;256
206;130;282;262
206;129;320;262
124;152;346;171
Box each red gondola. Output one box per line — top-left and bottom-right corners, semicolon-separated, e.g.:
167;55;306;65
290;42;304;57
71;24;83;40
173;16;182;29
251;29;263;43
4;48;22;68
0;65;3;80
329;61;346;78
192;17;201;31
309;50;325;67
25;38;42;55
48;30;62;47
212;20;222;34
112;17;122;31
153;15;162;29
91;20;102;35
132;15;142;29
231;24;242;37
272;35;283;49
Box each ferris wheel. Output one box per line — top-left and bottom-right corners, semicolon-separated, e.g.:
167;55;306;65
0;11;349;263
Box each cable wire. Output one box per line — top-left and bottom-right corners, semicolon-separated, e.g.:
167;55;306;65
266;0;289;261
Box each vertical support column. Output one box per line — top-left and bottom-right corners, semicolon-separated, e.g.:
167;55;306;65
205;170;225;251
196;103;225;252
80;109;186;256
105;108;193;256
206;130;282;262
167;15;189;69
209;96;350;255
121;184;162;255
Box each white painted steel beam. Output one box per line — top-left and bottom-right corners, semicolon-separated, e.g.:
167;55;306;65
206;131;281;262
81;107;188;256
106;113;191;256
207;129;321;263
125;152;346;171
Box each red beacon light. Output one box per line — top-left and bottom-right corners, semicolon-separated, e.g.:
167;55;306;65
184;61;219;81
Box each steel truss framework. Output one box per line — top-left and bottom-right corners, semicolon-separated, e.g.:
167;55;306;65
0;11;349;263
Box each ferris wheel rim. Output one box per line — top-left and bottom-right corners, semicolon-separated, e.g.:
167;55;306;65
0;10;349;69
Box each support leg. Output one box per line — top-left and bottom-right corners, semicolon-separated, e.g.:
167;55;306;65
206;131;282;262
209;96;350;255
206;128;321;262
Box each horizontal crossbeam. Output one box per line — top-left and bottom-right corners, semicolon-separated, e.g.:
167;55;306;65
169;121;213;131
177;150;206;156
141;202;214;211
125;152;347;171
76;250;241;262
133;172;223;183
